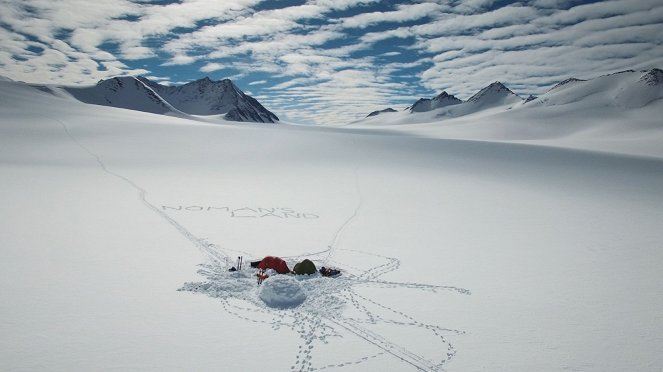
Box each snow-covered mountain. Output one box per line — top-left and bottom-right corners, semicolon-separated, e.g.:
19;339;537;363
421;82;523;120
52;76;278;123
528;68;663;109
366;107;398;117
547;77;586;92
465;81;523;109
359;69;662;127
2;71;663;372
363;83;519;123
409;91;462;113
138;77;279;123
64;76;178;115
389;82;522;121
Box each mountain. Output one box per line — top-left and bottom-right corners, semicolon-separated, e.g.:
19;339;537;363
354;68;663;137
548;77;586;92
3;66;663;372
366;108;397;117
466;81;523;109
401;83;521;119
60;76;278;123
530;68;663;109
361;82;524;124
409;91;462;113
407;82;522;120
138;77;279;123
65;76;177;115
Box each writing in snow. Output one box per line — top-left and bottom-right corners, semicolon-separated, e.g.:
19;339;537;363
161;205;320;219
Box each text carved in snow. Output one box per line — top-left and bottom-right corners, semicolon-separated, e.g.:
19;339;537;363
161;205;320;219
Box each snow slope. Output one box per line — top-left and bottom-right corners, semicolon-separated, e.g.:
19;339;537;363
1;78;662;371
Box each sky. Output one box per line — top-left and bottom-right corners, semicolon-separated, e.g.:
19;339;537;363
1;0;662;124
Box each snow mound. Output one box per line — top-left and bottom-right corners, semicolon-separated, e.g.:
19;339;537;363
259;275;306;308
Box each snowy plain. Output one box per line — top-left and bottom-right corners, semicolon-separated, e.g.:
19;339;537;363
1;75;663;371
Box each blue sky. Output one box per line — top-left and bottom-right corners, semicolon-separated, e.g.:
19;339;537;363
1;0;662;124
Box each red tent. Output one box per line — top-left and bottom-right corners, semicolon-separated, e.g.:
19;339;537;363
257;256;290;274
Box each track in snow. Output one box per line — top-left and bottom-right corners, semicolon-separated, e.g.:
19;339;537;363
54;118;230;266
181;247;469;372
56;117;470;371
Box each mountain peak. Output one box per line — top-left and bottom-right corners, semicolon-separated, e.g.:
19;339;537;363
433;91;451;99
467;81;520;104
410;91;462;112
548;77;586;92
137;76;276;122
72;76;173;114
524;94;538;103
70;76;278;123
366;107;397;117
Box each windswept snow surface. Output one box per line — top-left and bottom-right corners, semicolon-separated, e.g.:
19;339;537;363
1;78;663;371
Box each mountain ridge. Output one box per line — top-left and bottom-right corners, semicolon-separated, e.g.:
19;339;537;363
42;76;279;123
360;68;663;124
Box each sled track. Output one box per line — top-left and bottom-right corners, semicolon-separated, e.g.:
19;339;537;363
322;164;363;266
55;118;228;265
321;131;365;267
182;248;469;372
328;317;441;371
56;117;470;371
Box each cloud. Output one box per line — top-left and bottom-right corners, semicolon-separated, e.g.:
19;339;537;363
413;5;542;37
200;62;225;73
412;0;663;101
337;2;446;29
162;54;197;66
1;0;662;125
0;0;261;82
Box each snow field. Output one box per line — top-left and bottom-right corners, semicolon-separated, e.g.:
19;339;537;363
1;77;663;371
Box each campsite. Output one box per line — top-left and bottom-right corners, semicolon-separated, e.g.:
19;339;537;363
2;1;663;370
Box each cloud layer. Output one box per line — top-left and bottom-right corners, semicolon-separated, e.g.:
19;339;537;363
1;0;662;124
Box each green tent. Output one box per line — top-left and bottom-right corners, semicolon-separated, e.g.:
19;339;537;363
293;259;317;275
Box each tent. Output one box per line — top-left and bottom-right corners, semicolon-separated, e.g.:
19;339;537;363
293;259;317;275
257;256;290;274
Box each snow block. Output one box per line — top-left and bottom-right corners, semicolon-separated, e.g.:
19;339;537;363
259;275;306;308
